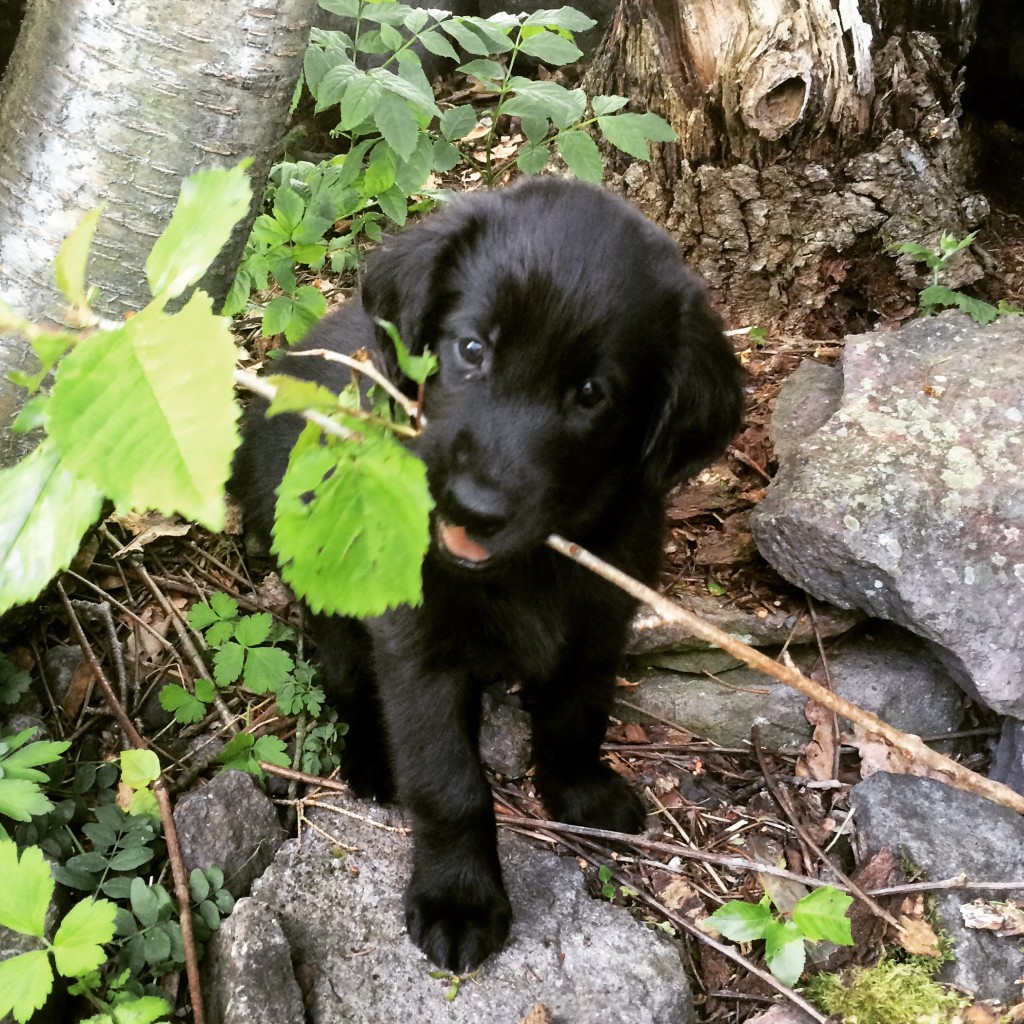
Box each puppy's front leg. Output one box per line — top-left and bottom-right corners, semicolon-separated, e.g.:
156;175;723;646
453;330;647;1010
372;627;511;972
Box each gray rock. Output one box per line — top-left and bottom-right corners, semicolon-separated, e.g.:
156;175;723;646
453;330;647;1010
206;794;693;1024
989;716;1024;795
479;690;531;779
849;772;1024;1003
751;313;1024;716
202;897;304;1024
768;358;842;463
621;623;963;750
173;770;287;898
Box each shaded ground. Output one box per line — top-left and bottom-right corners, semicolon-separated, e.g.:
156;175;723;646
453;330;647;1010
5;132;1024;1021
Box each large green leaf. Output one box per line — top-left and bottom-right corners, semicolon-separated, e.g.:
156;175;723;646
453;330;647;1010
0;443;103;614
0;949;52;1023
46;293;240;530
556;130;603;183
146;163;253;303
51;897;118;977
273;424;432;617
0;841;54;937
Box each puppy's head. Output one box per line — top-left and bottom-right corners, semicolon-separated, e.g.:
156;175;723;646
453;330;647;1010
361;178;744;570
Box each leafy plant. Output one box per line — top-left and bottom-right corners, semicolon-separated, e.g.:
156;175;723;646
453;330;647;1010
217;732;291;777
118;750;161;821
890;231;1023;325
597;864;638;902
0;727;71;836
0;840;118;1023
0;653;32;705
70;970;171;1024
53;803;161;900
706;884;854;986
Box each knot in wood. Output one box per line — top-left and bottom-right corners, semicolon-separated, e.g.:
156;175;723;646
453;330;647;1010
740;56;812;140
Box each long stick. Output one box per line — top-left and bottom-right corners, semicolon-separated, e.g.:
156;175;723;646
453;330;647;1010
546;534;1024;816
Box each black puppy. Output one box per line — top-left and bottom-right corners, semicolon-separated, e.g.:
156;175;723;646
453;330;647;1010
232;177;744;971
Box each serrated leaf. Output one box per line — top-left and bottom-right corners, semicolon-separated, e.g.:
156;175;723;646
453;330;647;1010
919;285;999;325
432;139;462;173
504;78;586;130
287;286;328;343
213;643;245;686
51;897;117;977
374;89;421;162
252;735;290;768
792;886;854;944
111;995;171;1024
0;841;54;936
242;646;295;694
265;376;342;417
0;948;53;1023
556;130;603;183
591;94;629;116
457;58;505;85
394;135;435;195
363;142;398;197
0;780;53;823
0;443;104;615
601;111;675;157
516;141;551;175
218;733;258;773
418;28;460;61
187;600;220;630
441;18;511;55
340;78;383;131
517;30;582;65
234;612;273;647
523;7;596;31
763;918;805;986
314;60;362;111
1;738;71;781
706;900;773;942
120;749;160;790
439;105;477;142
159;685;206;724
46;293;239;530
146;163;252;302
55;207;103;307
272;425;432;617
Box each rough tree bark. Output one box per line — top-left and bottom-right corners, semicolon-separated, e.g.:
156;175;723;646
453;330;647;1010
585;0;989;334
0;0;318;464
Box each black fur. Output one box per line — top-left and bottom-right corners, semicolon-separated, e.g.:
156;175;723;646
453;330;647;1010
232;177;744;971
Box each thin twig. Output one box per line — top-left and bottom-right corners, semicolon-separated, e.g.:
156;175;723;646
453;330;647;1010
752;729;902;931
155;782;206;1024
546;534;1024;816
290;347;421;423
234;369;360;442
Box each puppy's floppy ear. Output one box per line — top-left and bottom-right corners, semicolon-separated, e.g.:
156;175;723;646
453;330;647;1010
360;210;477;387
641;283;745;494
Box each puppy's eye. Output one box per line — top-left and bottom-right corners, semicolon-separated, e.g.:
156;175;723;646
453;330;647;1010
574;378;607;410
454;337;485;369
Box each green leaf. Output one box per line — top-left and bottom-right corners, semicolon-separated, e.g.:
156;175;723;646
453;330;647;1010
516;141;551;175
55;207;103;307
0;949;53;1023
234;612;272;647
432;140;462;173
120;750;160;791
242;646;295;695
158;685;206;725
376;185;409;226
287;285;328;343
189;869;211;904
918;285;999;325
146;163;253;303
0;443;103;616
0;841;54;936
339;78;383;131
218;733;259;774
792;886;854;945
129;879;162;928
439;105;478;142
522;7;596;32
457;58;505;86
110;995;172;1024
597;111;676;159
763;918;806;986
706;900;773;942
442;18;513;55
394;135;435;195
556;131;603;183
418;28;460;62
591;94;629;116
265;376;342;417
188;594;235;630
262;295;295;339
1;737;71;781
213;643;245;687
128;788;159;820
46;292;240;531
272;424;432;617
517;30;582;65
363;143;398;197
252;736;290;769
51;897;117;977
372;90;420;162
375;319;437;384
504;78;587;130
0;778;54;822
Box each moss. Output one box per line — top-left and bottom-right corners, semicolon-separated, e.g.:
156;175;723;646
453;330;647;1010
805;957;969;1024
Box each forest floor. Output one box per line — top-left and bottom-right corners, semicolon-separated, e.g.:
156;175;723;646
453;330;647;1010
10;139;1024;1023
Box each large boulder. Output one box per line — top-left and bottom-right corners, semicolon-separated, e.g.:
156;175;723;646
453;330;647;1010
750;313;1024;716
205;793;693;1024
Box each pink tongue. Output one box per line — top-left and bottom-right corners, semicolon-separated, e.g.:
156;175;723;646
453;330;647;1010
439;521;491;563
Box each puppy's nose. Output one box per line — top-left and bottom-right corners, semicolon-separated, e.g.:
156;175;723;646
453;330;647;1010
447;476;512;538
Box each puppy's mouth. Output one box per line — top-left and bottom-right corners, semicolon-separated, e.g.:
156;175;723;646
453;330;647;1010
436;519;494;569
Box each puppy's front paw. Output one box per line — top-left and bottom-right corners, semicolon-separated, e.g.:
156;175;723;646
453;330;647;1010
539;764;647;834
405;864;512;972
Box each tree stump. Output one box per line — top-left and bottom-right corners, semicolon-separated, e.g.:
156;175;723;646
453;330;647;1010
585;0;989;334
